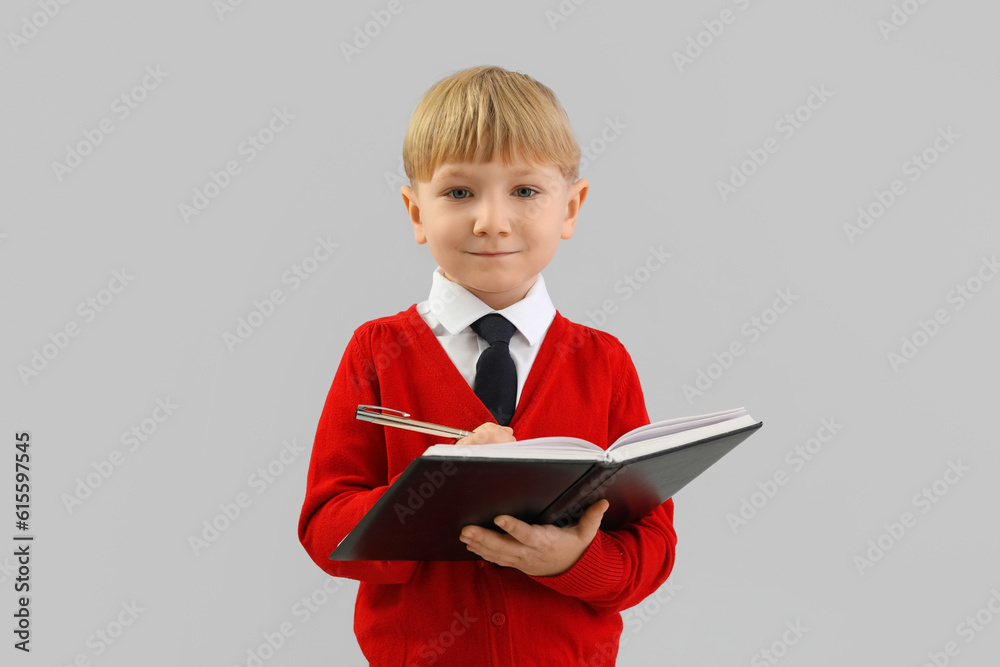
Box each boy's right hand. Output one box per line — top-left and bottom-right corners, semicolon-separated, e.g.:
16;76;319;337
456;423;515;446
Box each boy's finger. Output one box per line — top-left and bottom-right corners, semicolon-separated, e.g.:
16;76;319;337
463;526;521;560
494;515;533;544
578;499;609;537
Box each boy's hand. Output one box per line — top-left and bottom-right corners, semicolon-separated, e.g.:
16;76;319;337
455;423;515;446
459;499;610;577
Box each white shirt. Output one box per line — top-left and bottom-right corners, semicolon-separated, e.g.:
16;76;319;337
416;267;556;405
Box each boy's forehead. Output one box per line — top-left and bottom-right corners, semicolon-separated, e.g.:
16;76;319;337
427;161;567;184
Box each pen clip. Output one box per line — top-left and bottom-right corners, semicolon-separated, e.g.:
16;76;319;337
356;405;411;419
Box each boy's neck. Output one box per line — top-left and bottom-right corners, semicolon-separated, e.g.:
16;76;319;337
440;271;538;311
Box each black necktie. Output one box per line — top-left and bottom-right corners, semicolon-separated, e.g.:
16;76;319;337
470;314;517;426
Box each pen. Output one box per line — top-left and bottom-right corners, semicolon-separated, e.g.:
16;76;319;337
355;405;474;439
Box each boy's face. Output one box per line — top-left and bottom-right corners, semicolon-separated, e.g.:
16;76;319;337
401;159;588;311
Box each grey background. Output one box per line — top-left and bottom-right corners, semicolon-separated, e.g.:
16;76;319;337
3;1;999;665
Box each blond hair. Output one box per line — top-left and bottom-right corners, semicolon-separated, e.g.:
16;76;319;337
402;66;580;183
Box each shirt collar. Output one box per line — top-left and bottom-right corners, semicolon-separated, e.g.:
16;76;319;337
427;267;556;346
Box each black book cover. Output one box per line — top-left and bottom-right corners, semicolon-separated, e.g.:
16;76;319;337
330;421;762;561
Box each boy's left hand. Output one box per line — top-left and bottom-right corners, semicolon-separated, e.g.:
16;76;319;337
459;499;609;576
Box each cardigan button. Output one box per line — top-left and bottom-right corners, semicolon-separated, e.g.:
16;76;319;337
491;612;506;627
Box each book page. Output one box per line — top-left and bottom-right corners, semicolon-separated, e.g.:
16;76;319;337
610;407;748;450
420;407;756;463
609;414;759;462
421;436;606;461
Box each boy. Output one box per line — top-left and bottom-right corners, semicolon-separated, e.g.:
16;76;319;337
298;65;676;666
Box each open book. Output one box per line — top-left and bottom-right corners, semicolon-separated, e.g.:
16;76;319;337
330;408;762;561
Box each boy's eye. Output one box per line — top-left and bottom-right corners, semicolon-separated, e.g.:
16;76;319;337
514;187;538;198
446;188;471;200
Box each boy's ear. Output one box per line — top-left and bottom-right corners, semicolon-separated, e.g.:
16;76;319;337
401;184;427;244
560;178;589;240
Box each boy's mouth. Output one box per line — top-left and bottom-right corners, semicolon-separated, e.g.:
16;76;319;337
469;251;518;257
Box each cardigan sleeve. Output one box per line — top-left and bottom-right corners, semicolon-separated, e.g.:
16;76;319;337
297;327;418;584
529;341;677;611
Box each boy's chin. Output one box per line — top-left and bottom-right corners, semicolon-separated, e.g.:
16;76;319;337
466;278;538;300
444;272;527;292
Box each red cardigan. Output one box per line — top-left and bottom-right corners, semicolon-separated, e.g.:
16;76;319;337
298;305;676;666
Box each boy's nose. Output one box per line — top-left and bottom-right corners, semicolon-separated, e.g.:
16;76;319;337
472;202;513;236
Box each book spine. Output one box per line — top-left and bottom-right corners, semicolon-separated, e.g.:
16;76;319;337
538;464;620;527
